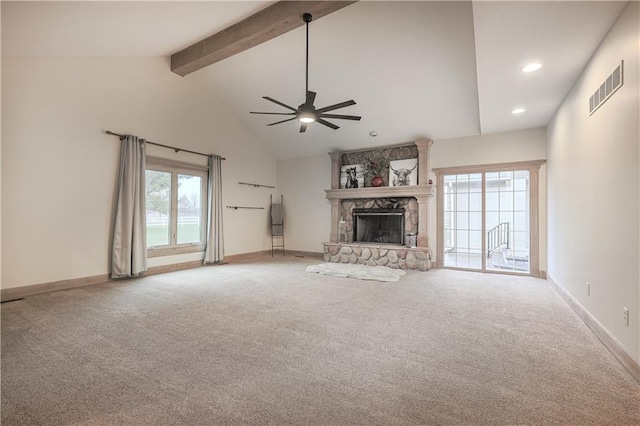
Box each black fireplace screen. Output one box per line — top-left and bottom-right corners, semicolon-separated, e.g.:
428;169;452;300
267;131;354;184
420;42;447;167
353;208;405;245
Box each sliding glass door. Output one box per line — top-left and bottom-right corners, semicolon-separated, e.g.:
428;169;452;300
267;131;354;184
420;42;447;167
436;161;543;276
485;170;530;273
443;173;483;270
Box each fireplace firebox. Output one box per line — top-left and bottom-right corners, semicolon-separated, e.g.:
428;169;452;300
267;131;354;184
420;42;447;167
353;208;405;245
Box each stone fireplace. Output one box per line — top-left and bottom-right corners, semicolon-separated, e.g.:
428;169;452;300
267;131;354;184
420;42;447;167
323;139;434;271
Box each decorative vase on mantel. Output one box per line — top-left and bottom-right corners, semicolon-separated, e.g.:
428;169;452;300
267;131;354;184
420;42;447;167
363;156;388;188
371;175;384;187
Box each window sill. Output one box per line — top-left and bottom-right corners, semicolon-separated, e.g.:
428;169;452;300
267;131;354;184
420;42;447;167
147;244;205;258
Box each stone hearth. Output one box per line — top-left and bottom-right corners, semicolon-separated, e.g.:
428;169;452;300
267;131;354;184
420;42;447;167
323;243;431;271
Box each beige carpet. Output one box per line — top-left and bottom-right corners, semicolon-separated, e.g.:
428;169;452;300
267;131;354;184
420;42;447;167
2;255;639;425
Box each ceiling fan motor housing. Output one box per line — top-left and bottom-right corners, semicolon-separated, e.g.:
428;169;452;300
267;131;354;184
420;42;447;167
298;103;316;114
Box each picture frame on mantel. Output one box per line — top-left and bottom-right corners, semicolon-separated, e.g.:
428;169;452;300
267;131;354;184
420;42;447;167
389;159;418;187
340;164;365;189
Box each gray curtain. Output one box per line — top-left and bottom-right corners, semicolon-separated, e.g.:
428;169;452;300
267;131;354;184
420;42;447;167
111;135;147;278
204;154;224;264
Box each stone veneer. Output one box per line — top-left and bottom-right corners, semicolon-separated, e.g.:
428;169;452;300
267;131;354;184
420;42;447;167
341;144;419;187
323;243;431;271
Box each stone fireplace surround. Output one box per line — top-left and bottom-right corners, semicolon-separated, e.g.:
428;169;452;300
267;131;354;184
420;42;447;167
324;139;434;271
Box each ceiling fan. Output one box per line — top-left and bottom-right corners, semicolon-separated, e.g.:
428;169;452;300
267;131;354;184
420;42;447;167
250;13;361;133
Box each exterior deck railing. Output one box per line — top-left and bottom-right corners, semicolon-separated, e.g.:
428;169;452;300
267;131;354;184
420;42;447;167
487;222;510;257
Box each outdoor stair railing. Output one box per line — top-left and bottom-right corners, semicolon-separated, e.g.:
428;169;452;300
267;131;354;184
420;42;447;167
487;222;510;257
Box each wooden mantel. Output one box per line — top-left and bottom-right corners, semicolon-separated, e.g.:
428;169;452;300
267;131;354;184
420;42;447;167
326;139;434;248
325;185;434;200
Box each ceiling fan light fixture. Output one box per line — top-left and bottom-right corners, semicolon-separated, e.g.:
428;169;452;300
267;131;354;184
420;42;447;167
299;112;316;123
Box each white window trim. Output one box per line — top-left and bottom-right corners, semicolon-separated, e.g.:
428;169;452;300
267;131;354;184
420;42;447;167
433;159;545;277
146;156;208;258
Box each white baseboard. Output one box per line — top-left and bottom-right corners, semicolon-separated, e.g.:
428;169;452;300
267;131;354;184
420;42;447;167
226;250;323;260
223;250;271;262
284;250;324;259
547;275;640;382
1;274;110;302
0;261;207;302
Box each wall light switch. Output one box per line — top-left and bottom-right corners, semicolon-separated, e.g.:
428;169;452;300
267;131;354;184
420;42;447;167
623;308;629;326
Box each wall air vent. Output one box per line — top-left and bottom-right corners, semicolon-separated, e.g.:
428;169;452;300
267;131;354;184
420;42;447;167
589;60;623;115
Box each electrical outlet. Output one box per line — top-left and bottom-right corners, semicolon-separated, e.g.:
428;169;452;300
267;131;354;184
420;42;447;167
587;282;590;296
623;308;629;326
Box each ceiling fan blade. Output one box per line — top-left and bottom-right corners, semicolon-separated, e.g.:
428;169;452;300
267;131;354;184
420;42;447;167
250;112;296;116
319;113;361;121
316;100;356;114
300;123;307;133
305;91;316;107
316;118;339;130
263;96;297;112
267;117;298;126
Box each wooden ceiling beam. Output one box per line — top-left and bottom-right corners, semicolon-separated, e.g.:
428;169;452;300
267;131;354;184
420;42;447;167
171;1;358;77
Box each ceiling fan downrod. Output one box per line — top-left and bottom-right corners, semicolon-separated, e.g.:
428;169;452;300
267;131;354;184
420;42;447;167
304;13;312;96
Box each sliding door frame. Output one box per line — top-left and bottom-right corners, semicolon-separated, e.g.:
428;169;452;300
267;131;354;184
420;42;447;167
434;160;545;277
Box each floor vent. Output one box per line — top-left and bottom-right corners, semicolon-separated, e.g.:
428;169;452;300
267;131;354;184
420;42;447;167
589;60;623;115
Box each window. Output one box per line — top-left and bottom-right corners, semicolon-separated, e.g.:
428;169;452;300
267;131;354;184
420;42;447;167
145;156;208;257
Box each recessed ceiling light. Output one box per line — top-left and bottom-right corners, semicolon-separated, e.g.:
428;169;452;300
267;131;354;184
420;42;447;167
512;108;526;114
369;131;378;137
522;63;542;73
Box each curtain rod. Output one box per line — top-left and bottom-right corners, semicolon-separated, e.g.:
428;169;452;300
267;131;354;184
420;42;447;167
105;131;226;160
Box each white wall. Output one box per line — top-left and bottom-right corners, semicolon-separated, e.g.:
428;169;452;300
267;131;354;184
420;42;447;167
277;155;331;253
0;5;3;290
431;127;547;170
547;2;639;360
430;128;547;269
2;56;277;289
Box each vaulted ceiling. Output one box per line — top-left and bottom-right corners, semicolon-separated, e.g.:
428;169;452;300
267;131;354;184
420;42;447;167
2;1;628;159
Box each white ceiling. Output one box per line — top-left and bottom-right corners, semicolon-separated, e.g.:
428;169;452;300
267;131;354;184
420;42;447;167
473;1;627;135
1;1;274;56
2;1;628;160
